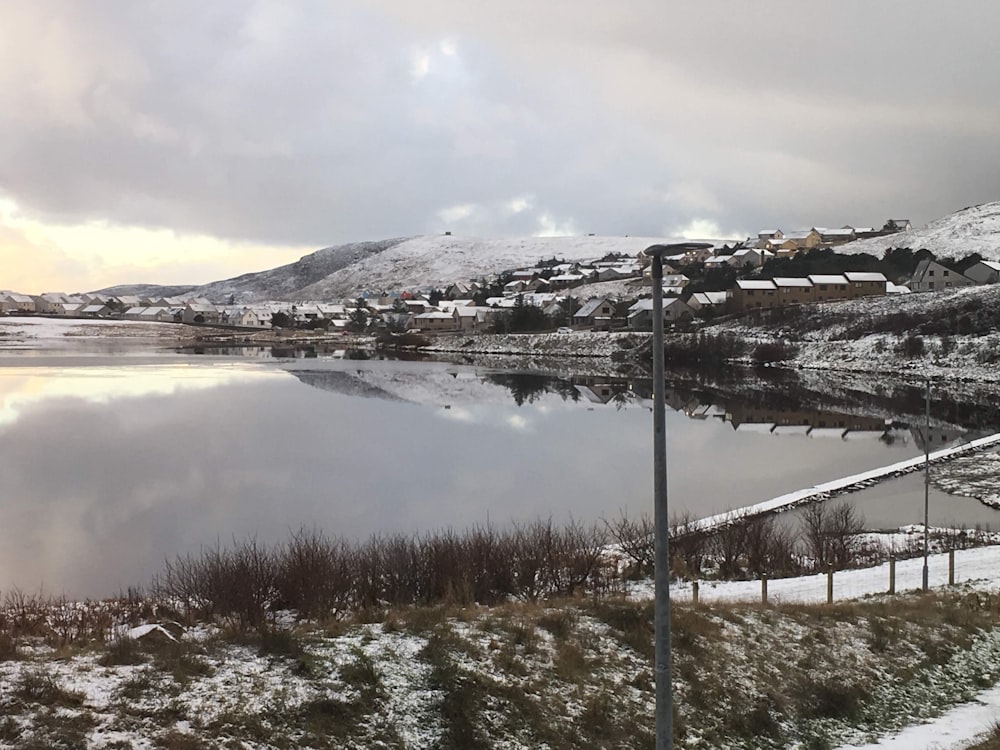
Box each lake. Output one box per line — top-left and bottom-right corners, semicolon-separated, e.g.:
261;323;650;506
2;349;999;598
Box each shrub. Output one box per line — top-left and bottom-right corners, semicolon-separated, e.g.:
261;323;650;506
899;334;925;357
752;340;800;365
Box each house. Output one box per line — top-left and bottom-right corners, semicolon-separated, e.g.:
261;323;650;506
32;293;73;313
626;298;693;329
807;275;850;302
412;311;459;331
687;291;728;314
182;303;221;324
843;271;888;298
767;230;822;254
909;259;974;292
813;227;856;246
963;260;1000;285
453;305;482;332
79;304;111;318
548;273;587;289
58;302;86;316
755;229;783;248
1;293;37;313
730;248;773;269
573;296;616;328
727;280;778;313
883;219;912;232
662;274;690;296
773;277;814;306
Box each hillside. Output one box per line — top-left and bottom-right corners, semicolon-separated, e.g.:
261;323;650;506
195;237;413;302
839;202;1000;260
93;234;723;303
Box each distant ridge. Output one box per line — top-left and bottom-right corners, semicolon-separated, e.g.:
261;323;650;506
91;202;1000;303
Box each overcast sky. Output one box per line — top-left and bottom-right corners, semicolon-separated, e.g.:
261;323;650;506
2;1;998;293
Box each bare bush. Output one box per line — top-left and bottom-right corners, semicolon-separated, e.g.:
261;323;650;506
800;501;865;571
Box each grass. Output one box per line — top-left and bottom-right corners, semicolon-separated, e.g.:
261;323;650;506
0;589;998;749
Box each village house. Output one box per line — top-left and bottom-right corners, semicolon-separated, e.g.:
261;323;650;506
687;291;727;315
626;297;693;330
730;248;774;269
573;296;617;329
807;274;850;303
963;260;1000;285
412;311;459;331
79;303;111;318
755;229;783;248
182;303;222;325
773;277;814;306
1;293;37;313
844;271;888;298
908;259;975;292
813;227;857;246
727;279;778;313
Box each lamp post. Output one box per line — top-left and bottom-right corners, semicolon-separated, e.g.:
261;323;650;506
922;378;931;591
644;242;713;750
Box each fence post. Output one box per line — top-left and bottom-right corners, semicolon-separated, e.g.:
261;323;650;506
692;580;699;605
949;549;955;586
761;573;768;605
827;568;834;604
888;555;896;595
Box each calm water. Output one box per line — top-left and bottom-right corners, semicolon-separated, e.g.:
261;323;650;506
1;353;998;598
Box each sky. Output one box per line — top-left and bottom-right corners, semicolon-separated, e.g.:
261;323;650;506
2;1;999;294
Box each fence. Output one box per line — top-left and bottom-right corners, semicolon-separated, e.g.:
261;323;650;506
678;545;999;606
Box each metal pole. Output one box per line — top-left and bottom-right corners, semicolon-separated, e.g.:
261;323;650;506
644;242;711;750
922;378;931;591
650;249;672;750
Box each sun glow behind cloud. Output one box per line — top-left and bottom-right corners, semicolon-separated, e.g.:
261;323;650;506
0;199;311;294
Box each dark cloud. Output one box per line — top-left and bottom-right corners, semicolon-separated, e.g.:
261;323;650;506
1;0;998;252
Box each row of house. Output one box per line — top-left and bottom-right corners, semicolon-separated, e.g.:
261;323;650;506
727;272;889;313
752;220;912;253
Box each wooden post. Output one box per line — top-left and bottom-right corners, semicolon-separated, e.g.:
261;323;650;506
692;581;699;605
827;568;834;604
761;573;768;605
888;555;896;595
949;549;955;586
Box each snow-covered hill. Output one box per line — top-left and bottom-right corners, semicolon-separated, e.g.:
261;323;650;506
839;202;1000;260
151;234;720;303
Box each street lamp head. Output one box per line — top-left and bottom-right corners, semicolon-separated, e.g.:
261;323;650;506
643;242;714;258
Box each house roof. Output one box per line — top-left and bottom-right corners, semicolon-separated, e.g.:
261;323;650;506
773;277;812;288
977;260;1000;271
844;272;887;282
808;275;849;285
736;280;776;290
691;291;727;305
574;297;611;318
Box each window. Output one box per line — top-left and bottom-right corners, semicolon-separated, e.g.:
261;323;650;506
929;282;935;289
929;270;935;276
944;270;950;276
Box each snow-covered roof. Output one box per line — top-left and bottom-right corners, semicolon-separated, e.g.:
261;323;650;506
574;297;611;318
773;277;813;288
808;275;849;285
690;291;727;305
736;280;776;290
844;272;888;282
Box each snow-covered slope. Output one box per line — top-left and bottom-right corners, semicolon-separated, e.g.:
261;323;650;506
176;234;721;302
293;234;719;300
839;202;1000;259
195;237;412;301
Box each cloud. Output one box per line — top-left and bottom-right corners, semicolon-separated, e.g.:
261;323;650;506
1;0;999;290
